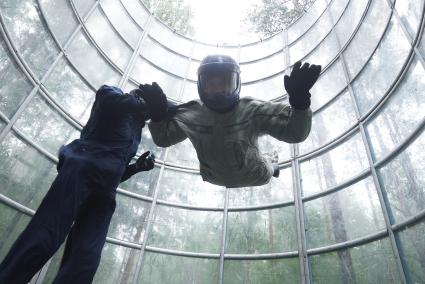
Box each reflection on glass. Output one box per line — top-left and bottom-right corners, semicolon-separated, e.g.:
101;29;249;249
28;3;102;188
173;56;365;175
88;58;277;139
352;17;411;115
240;51;285;82
149;20;193;57
73;0;96;17
14;93;80;154
42;241;66;283
367;57;425;161
120;0;150;28
303;31;338;68
241;75;285;101
0;203;31;260
239;34;283;62
310;59;346;111
181;80;199;102
300;133;369;196
187;59;200;82
85;7;133;70
138;128;166;160
309;239;400;283
147;205;222;252
157;168;224;207
378;129;425;223
224;258;300;283
131;57;183;100
93;243;137;284
100;0;142;48
119;166;161;197
0;120;5;132
108;195;150;243
40;0;79;46
226;206;297;253
166;137;199;168
44;242;139;284
44;56;95;123
67;30;121;88
289;10;333;64
0;133;57;210
395;0;424;41
229;167;293;207
287;0;328;44
397;222;425;283
192;43;226;62
141;252;219;284
328;0;349;23
0;0;59;78
334;0;369;49
420;28;425;57
300;91;356;154
343;0;392;79
305;177;385;248
0;39;33;118
140;37;189;77
258;132;292;162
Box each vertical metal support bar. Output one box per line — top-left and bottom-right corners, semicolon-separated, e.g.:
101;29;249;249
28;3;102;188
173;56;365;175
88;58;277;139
284;25;309;283
330;0;410;282
292;158;310;284
132;149;169;284
218;187;229;284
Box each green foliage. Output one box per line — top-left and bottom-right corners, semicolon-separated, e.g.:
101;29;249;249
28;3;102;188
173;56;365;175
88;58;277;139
244;0;315;37
142;0;195;36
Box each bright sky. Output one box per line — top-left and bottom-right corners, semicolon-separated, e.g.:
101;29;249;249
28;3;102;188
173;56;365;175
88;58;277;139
183;0;264;44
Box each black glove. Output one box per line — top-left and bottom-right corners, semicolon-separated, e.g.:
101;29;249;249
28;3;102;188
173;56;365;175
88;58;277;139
138;82;168;122
284;61;321;110
136;151;155;171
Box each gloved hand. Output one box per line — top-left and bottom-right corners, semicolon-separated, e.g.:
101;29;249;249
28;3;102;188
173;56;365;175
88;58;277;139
136;151;155;171
284;61;321;110
138;82;168;122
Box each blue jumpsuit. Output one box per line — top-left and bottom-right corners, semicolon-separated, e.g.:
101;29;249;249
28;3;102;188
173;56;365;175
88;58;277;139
0;85;146;283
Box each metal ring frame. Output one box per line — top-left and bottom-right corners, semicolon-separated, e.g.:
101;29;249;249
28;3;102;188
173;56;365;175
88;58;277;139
0;0;424;283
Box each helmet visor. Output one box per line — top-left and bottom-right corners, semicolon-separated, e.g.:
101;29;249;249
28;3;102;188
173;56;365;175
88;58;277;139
199;71;239;96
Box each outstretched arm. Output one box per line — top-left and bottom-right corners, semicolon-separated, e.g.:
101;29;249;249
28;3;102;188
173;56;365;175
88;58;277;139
148;116;187;147
121;151;155;182
254;61;321;143
96;85;146;114
254;101;312;143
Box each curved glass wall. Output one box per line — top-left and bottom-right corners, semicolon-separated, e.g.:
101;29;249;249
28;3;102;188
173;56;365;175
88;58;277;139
0;0;424;283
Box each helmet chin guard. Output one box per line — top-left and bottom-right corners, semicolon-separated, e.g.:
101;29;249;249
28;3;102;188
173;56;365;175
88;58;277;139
197;55;241;113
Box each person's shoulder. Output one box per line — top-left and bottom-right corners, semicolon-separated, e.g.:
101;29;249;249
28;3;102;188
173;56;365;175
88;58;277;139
239;96;266;103
180;99;202;107
97;85;123;95
239;96;267;109
176;99;203;111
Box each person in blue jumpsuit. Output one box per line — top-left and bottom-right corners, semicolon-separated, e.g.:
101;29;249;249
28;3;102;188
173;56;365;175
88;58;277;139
0;83;168;283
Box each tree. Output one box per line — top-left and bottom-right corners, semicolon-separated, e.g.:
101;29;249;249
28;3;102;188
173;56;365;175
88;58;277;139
244;0;315;38
142;0;195;37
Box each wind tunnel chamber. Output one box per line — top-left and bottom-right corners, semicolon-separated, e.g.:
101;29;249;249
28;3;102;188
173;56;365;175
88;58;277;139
0;0;424;283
